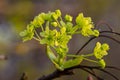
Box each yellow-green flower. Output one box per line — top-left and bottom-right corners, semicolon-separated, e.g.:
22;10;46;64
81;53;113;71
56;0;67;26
19;25;34;42
94;42;109;59
65;14;73;22
76;13;99;37
98;59;106;68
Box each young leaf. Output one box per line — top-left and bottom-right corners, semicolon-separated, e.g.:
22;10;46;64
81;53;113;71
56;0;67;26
62;56;83;69
47;46;63;70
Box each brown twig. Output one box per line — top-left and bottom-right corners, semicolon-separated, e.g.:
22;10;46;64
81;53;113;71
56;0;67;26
37;65;120;80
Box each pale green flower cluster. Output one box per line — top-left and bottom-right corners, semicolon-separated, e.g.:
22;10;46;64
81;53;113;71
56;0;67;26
94;42;109;68
20;9;109;70
76;13;99;37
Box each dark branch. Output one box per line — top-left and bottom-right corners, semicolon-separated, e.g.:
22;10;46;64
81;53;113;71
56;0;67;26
81;68;104;80
106;66;120;71
100;31;120;35
76;31;120;55
75;36;95;55
95;21;113;32
38;69;73;80
99;34;120;44
97;69;119;80
37;65;120;80
80;65;120;80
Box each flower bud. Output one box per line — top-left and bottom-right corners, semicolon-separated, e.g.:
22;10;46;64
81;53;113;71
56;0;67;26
51;22;58;27
65;14;73;22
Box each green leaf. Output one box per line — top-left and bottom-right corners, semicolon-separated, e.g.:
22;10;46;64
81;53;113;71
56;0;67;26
62;56;83;69
47;46;57;61
47;46;63;70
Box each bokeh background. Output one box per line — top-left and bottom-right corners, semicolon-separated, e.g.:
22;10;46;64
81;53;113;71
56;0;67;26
0;0;120;80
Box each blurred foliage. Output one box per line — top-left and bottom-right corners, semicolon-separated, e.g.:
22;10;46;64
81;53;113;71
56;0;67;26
6;1;34;33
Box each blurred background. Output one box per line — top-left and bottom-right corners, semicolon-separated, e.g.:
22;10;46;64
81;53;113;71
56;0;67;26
0;0;120;80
